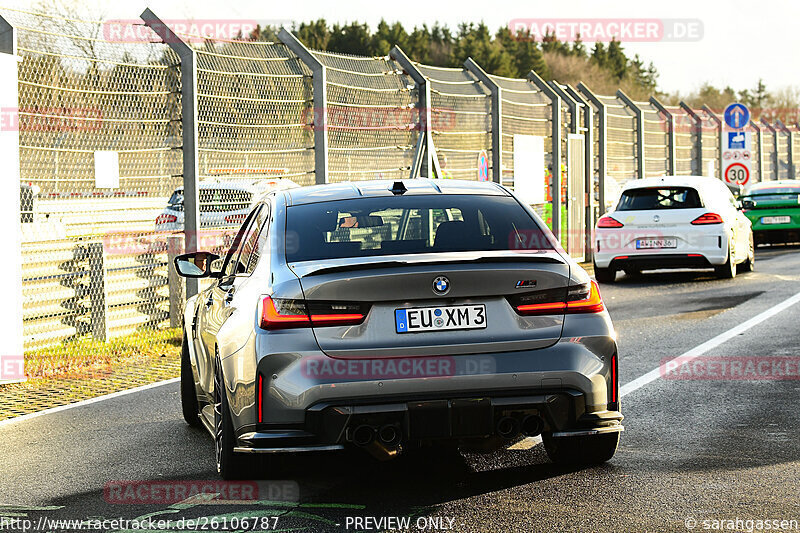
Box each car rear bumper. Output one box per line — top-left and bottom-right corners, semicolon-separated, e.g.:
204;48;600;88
602;253;715;272
234;333;620;451
234;390;623;452
753;228;800;244
594;228;730;268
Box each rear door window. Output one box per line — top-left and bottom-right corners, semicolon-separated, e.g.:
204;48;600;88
616;187;703;210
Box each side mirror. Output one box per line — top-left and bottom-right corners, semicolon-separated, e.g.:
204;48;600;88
174;251;222;278
740;199;755;210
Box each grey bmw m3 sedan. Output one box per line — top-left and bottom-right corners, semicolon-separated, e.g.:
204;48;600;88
174;179;623;479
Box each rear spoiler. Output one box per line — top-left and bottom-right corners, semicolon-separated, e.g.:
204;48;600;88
297;254;565;278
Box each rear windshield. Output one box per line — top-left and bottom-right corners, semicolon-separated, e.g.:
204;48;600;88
285;194;553;262
616;187;702;210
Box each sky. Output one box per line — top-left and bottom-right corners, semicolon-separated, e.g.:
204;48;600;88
9;0;800;95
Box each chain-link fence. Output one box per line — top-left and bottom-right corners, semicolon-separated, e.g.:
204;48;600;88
670;105;695;175
3;6;796;353
640;100;669;177
699;108;721;179
417;63;492;180
2;7;180;351
192;36;314;185
315;50;417;182
491;74;551;220
599;93;638;201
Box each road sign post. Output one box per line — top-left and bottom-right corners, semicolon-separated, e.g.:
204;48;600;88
722;103;752;188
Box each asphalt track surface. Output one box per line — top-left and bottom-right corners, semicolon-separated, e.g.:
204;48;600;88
2;246;799;533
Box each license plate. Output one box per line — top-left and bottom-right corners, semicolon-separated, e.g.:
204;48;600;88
395;305;487;333
761;216;791;224
636;238;677;249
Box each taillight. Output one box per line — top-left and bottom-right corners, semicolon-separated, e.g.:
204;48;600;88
691;212;724;225
155;213;177;225
225;213;248;224
597;216;624;228
512;280;605;315
259;297;367;330
565;280;605;314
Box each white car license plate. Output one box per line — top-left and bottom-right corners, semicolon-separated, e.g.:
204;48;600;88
761;216;791;224
636;238;677;249
395;304;487;333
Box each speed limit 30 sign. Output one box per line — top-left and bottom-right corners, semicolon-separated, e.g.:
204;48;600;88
725;162;749;185
721;103;752;186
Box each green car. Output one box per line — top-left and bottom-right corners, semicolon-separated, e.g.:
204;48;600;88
740;180;800;245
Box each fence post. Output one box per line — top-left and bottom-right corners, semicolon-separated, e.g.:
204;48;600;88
650;97;675;175
566;85;595;261
701;105;722;180
577;83;607;214
549;81;578;134
750;120;763;182
679;102;703;176
141;9;200;299
464;58;501;184
776;120;793;179
391;46;432;178
527;71;561;239
761;119;778;181
616;90;645;179
87;242;108;342
0;14;23;376
279;29;328;185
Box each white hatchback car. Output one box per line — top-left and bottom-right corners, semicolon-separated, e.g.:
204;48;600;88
593;176;754;282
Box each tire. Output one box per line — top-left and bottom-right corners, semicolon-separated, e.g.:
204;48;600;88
714;239;737;279
180;333;202;429
542;431;620;465
740;233;755;273
214;357;249;480
593;264;616;283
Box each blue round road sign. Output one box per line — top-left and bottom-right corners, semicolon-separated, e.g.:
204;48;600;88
723;103;750;129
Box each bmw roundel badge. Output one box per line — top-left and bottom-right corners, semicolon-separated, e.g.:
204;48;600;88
432;276;450;295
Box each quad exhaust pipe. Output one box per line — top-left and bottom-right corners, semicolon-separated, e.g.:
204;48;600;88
352;425;375;447
496;415;544;439
521;415;543;437
351;424;402;460
496;417;520;439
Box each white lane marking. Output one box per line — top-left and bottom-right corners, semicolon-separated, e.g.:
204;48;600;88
0;378;179;428
511;290;800;451
620;290;800;398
